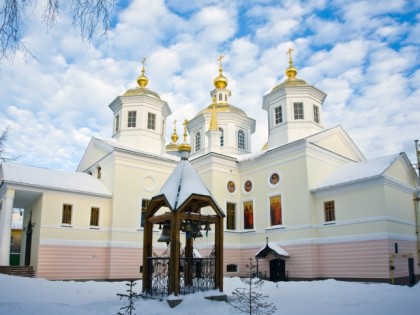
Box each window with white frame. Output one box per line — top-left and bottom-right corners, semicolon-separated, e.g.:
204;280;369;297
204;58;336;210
90;207;99;227
140;199;151;228
238;130;245;150
147;112;156;130
115;114;119;132
128;111;137;127
226;202;236;230
313;105;320;123
324;201;335;222
62;204;72;225
293;102;304;120
195;132;201;151
219;128;224;146
274;106;283;124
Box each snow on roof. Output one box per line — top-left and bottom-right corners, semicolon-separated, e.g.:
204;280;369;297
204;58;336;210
1;162;111;197
312;153;401;191
157;158;213;211
255;242;289;257
92;137;179;161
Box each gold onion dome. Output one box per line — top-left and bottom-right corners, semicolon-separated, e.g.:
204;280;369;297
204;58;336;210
178;119;191;152
285;47;297;79
214;55;228;89
124;58;161;99
137;64;148;87
271;48;308;92
166;120;179;151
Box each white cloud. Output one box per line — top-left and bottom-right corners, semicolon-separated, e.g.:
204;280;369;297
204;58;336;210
0;0;419;171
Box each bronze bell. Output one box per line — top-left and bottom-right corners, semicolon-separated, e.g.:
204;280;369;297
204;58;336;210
192;223;203;239
204;222;211;231
158;224;171;244
183;221;193;232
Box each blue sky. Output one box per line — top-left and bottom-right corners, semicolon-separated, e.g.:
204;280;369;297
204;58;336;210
0;0;419;171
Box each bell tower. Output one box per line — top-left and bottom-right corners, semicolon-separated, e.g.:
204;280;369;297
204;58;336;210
108;59;171;156
188;55;255;157
262;48;327;149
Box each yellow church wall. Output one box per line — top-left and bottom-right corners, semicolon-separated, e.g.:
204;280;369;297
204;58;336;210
39;191;111;234
384;184;417;222
311;131;358;161
385;157;414;185
110;154;176;232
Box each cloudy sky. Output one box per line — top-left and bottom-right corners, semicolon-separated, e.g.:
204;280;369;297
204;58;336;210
0;0;419;171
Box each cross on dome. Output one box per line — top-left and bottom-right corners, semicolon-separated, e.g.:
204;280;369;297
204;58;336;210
214;54;228;89
285;47;298;80
137;57;149;88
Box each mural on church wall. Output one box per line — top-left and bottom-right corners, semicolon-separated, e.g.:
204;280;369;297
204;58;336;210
244;180;252;192
270;195;282;226
270;173;280;185
243;201;254;229
227;181;235;193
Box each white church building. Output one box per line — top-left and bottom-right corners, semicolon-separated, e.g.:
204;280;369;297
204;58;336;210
1;53;419;285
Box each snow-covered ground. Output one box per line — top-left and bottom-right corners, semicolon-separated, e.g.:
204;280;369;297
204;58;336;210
0;274;419;315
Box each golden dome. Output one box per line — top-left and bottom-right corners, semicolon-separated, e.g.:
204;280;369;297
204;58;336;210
166;120;180;152
271;48;308;92
214;54;228;89
178;119;191;152
214;72;228;89
123;58;161;99
286;65;297;79
137;69;148;88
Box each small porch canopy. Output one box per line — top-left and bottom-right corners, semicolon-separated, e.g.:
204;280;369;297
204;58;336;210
255;242;289;258
142;157;225;296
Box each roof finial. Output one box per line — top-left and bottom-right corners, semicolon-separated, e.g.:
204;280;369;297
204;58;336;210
286;48;294;67
214;54;228;89
137;57;149;88
178;119;191;154
285;48;297;80
171;119;179;143
218;54;224;72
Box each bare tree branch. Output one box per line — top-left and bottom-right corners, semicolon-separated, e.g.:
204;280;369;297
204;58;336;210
72;0;115;42
0;0;116;61
0;126;19;162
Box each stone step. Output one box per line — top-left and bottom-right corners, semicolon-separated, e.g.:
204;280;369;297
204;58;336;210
0;266;35;278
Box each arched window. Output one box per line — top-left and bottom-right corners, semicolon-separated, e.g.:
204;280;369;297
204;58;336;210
238;130;245;150
219;128;224;146
195;132;201;151
225;95;227;102
219;93;223;101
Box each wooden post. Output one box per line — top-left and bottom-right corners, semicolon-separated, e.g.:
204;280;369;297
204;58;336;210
215;216;224;292
185;231;193;287
142;218;153;293
169;212;181;295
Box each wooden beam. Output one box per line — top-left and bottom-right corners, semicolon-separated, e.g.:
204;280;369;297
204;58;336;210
148;212;173;224
179;212;219;223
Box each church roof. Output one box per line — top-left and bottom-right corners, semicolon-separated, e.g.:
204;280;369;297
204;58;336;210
157;158;214;211
94;137;179;161
312;153;402;191
0;162;111;197
255;242;289;258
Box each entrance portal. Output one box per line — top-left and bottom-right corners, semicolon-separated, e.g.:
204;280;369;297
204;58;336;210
269;258;286;282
